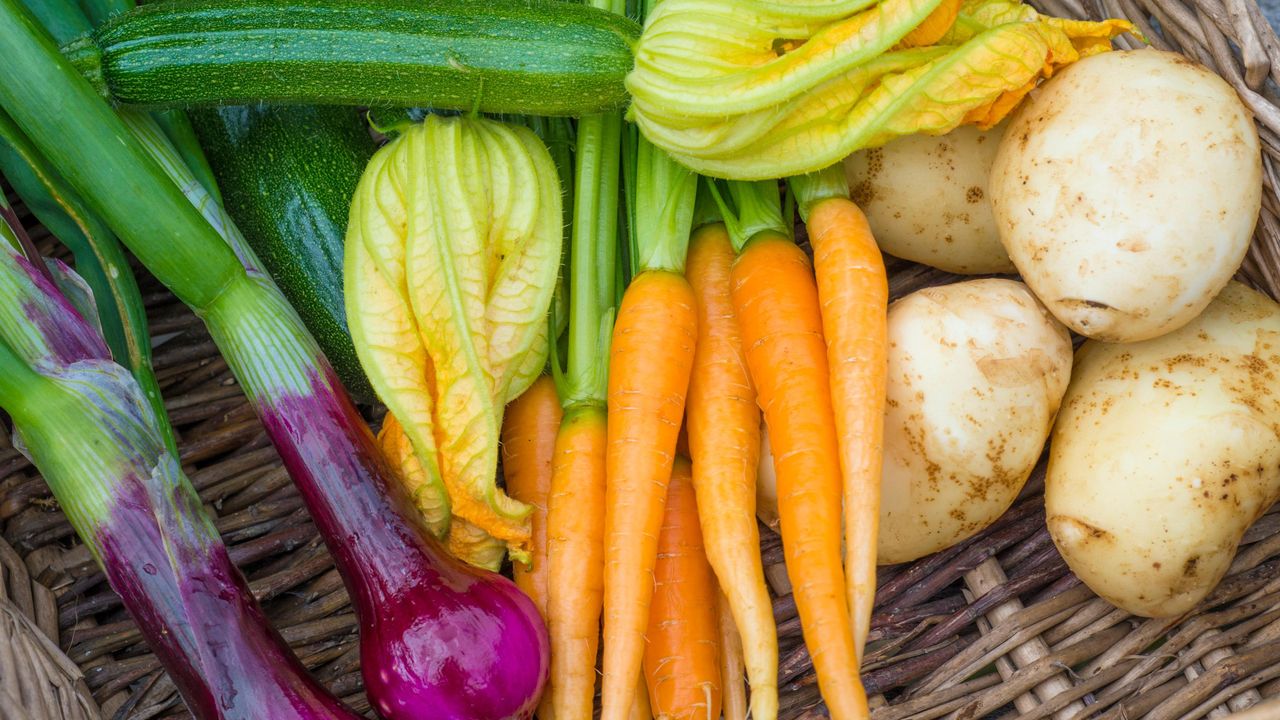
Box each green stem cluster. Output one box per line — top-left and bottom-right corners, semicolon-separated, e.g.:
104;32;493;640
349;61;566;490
631;135;698;273
788;163;849;220
557;0;627;410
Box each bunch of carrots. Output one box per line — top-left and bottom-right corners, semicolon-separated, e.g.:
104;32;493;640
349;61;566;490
498;33;890;713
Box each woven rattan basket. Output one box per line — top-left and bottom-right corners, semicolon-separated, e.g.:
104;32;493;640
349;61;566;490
6;0;1280;716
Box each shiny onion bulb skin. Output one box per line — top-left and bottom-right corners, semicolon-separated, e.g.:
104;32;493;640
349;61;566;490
258;368;549;720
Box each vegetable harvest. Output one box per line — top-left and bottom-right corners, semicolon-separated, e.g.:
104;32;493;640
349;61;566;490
6;0;1279;714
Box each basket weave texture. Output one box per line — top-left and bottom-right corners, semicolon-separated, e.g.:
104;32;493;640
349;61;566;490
7;0;1280;717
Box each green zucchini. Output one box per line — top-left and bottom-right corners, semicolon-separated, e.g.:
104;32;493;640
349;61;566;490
64;0;640;116
188;105;376;401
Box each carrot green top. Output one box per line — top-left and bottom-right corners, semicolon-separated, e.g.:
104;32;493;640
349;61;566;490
789;164;851;220
712;180;790;254
631;136;698;274
555;0;626;411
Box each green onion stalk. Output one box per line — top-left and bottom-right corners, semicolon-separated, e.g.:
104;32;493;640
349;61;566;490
0;211;361;720
0;3;549;718
0;113;176;453
24;0;224;202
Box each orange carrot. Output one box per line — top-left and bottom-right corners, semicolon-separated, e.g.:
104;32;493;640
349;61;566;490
731;232;869;720
601;269;698;720
545;405;607;720
807;197;887;664
502;374;562;619
685;223;777;720
717;592;748;720
644;458;722;720
631;677;653;720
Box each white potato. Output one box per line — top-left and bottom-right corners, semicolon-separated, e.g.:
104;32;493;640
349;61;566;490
1047;282;1280;617
990;49;1261;343
880;279;1072;564
844;124;1014;274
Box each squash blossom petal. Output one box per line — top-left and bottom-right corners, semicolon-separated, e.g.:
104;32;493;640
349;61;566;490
626;0;1135;179
347;115;562;562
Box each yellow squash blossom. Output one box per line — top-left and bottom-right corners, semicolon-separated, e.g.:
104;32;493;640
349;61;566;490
627;0;1134;179
347;115;562;562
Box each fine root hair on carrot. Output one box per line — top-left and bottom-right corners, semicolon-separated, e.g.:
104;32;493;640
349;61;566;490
643;457;723;720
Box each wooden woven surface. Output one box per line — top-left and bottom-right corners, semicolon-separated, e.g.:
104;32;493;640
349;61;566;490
5;0;1280;717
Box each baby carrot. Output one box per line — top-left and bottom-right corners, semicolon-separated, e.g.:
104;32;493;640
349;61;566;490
730;205;868;720
601;269;698;720
685;221;777;720
792;167;888;664
503;374;562;618
644;457;722;720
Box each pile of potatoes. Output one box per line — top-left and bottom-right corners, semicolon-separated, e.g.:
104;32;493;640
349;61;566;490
841;48;1279;617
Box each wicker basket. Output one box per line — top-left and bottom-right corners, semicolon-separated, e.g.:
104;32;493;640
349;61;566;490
5;0;1280;716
